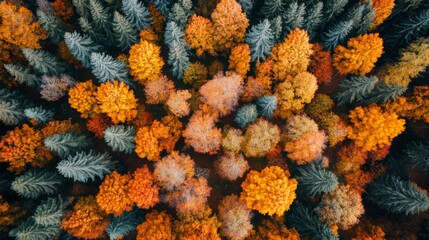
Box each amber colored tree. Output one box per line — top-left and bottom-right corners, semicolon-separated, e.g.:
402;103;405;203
333;33;384;75
270;28;313;80
160;115;184;152
136;210;175;240
0;2;47;49
370;0;395;30
285;131;327;165
0;124;52;173
351;221;386;240
129;40;164;85
173;206;221;240
183;62;209;88
132;104;154;128
347;104;405;152
217;195;253;240
96;171;133;216
52;0;74;21
148;3;165;40
154;151;195;190
167;90;192;118
242;118;280;158
166;177;212;216
68;80;100;118
216;152;249;181
228;44;251;78
144;75;175;104
139;27;159;43
274;72;318;119
183;110;222;154
61;196;109;239
40;119;81;138
249;219;300;240
185;14;216;56
211;0;249;52
241;166;298;216
386;86;429;123
0;195;26;231
86;115;112;139
128;166;159;209
308;43;334;84
221;128;244;153
241;60;273;102
96;80;138;124
134;120;170;161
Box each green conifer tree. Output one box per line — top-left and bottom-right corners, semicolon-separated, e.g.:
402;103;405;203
36;10;66;44
245;19;274;62
44;132;92;158
11;169;62;199
404;141;429;174
295;163;338;196
4;64;40;88
256;96;277;119
106;209;145;240
335;75;378;105
33;196;68;227
113;11;138;51
22;49;68;76
24;106;54;124
121;0;152;30
64;31;104;68
104;125;136;154
9;220;59;240
90;52;131;83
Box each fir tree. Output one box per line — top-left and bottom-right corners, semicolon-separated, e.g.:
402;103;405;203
89;0;115;44
355;1;375;35
367;175;429;215
11;169;62;199
261;0;285;18
245;19;274;62
24;106;54;124
106;209;145;240
78;17;103;44
169;0;193;30
57;150;115;182
281;2;305;34
238;0;253;16
234;104;258;128
121;0;152;30
304;2;323;39
64;31;104;68
72;0;90;19
342;3;365;38
323;0;348;23
387;0;424;21
364;81;407;104
320;20;353;51
287;203;339;240
167;40;190;79
164;21;186;47
335;75;378;105
404;141;429;174
36;10;66;44
0;89;25;125
33;196;68;227
9;220;59;240
22;48;68;76
256;96;277;119
295;163;338;196
44;132;92;158
113;11;138;51
4;64;40;87
270;16;283;42
104;125;136;154
154;0;172;17
90;52;130;83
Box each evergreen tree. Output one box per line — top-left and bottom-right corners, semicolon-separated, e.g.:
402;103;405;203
364;81;407;104
320;20;353;51
270;16;283;42
113;11;138;51
4;64;40;87
261;0;285;18
9;220;59;240
72;0;90;19
22;48;68;76
24;106;54;124
0;89;25;125
367;175;429;215
33;196;68;227
78;17;103;44
256;96;277;119
404;141;429;174
245;19;274;62
57;150;115;182
36;10;66;44
238;0;253;16
287;203;339;240
11;169;62;199
154;0;172;17
387;0;424;21
295;163;338;196
323;0;348;23
281;2;305;34
167;40;190;79
355;1;375;35
234;104;258;128
90;52;131;83
104;125;136;154
342;3;365;38
64;31;103;68
89;0;115;44
164;21;186;47
106;209;145;240
169;0;193;30
304;2;323;39
44;132;92;158
335;75;378;105
121;0;152;30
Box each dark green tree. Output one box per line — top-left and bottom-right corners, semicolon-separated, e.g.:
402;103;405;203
90;52;130;83
22;49;68;76
335;75;378;106
24;106;54;124
122;0;152;30
113;11;138;51
4;64;40;88
104;125;136;154
44;132;92;158
234;104;258;128
246;19;274;62
256;96;277;119
295;163;338;196
36;10;66;44
64;31;104;68
11;169;62;199
106;209;145;240
404;141;429;174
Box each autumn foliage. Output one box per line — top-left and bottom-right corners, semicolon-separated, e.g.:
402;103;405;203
185;14;216;56
0;195;25;231
308;43;334;84
136;210;175;240
127;166;159;209
228;44;251;78
68;80;100;118
96;171;133;216
135;120;170;161
129;40;164;85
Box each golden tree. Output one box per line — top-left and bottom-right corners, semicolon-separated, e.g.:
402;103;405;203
134;120;170;161
68;80;100;118
185;14;216;56
136;210;175;240
128;166;159;209
129;40;164;85
242;118;280;158
228;44;251;78
370;0;395;30
96;171;133;216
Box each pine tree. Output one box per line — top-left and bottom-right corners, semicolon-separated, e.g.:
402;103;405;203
8;220;59;240
36;10;66;44
164;21;186;47
64;31;104;68
154;0;172;17
72;0;90;19
270;16;283;42
261;0;285;18
44;132;92;158
33;196;68;227
335;75;378;105
295;163;338;196
121;0;152;30
323;0;348;23
287;203;339;240
89;0;115;44
281;2;306;34
404;141;429;174
234;104;258;128
11;169;62;199
22;48;68;76
256;96;277;119
387;0;423;21
112;11;138;51
343;3;365;38
4;64;40;87
90;52;130;83
78;17;104;43
238;0;253;16
168;40;190;79
106;209;145;240
304;2;323;39
321;20;353;51
57;150;115;182
169;0;193;30
0;89;25;125
355;1;375;35
104;125;136;154
245;19;274;62
364;81;407;104
24;106;54;124
367;175;429;215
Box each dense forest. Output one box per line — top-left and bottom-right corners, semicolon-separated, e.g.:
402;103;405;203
0;0;429;239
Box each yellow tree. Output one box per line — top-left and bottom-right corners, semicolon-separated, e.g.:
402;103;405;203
370;0;395;30
228;44;251;78
185;14;216;56
129;40;164;85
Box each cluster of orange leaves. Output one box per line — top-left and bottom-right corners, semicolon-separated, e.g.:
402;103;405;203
68;80;100;118
52;0;74;21
136;210;175;240
144;75;175;104
86;115;112;139
242;60;272;102
228;43;251;78
250;218;300;240
173;206;221;240
370;0;395;30
129;40;164;85
308;43;334;84
386;86;429;123
134;120;171;161
0;195;26;231
185;14;216;56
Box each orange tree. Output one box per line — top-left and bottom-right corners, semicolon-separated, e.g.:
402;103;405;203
136;210;175;240
185;14;216;56
228;44;251;78
134;120;170;161
128;166;160;209
68;80;100;118
96;171;133;216
129;40;164;85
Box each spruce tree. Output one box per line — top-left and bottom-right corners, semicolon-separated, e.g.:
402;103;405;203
22;48;68;76
355;1;375;35
154;0;172;17
4;64;40;87
11;169;62;199
295;163;338;196
261;0;285;18
36;10;66;44
72;0;90;19
33;196;68;227
323;0;348;23
78;17;104;44
9;220;59;240
106;209;145;240
281;2;305;34
164;21;186;47
112;11;138;51
256;96;277;119
44;132;92;158
90;52;131;83
364;81;407;104
320;20;353;51
24;106;54;124
104;125;136;154
238;0;253;16
404;141;429;174
234;104;258;128
89;0;115;44
270;16;283;42
304;2;323;39
367;175;429;215
64;31;103;68
335;75;378;105
167;39;190;79
169;0;193;30
0;89;25;125
56;150;115;182
342;2;365;38
121;0;152;30
245;19;274;62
